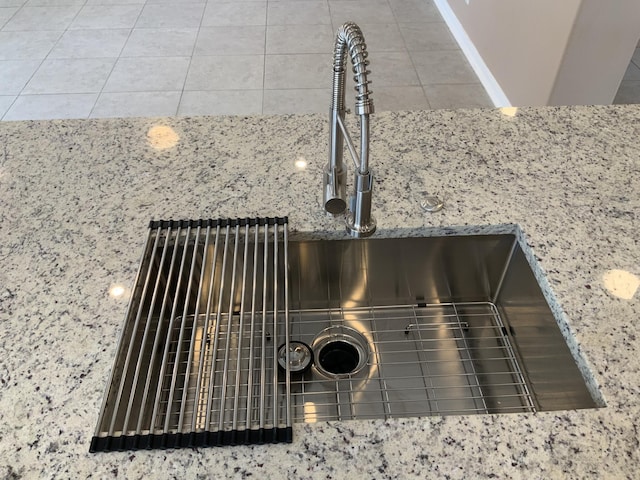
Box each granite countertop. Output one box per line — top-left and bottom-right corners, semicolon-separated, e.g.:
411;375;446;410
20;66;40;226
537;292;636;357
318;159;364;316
0;105;638;479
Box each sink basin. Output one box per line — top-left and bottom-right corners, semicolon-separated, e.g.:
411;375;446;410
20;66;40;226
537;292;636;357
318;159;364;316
92;221;599;451
286;234;598;422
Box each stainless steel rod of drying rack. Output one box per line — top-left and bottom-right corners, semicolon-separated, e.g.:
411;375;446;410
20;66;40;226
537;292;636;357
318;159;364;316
148;225;187;432
219;225;240;433
167;225;200;431
259;224;268;430
272;223;278;432
150;224;188;433
191;225;220;432
232;223;251;432
161;224;193;434
107;226;162;436
93;224;155;438
140;226;181;434
178;224;209;431
122;226;170;434
205;224;230;431
283;222;291;431
246;225;259;432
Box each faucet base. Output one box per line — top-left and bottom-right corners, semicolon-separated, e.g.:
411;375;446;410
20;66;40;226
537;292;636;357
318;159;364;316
346;214;376;238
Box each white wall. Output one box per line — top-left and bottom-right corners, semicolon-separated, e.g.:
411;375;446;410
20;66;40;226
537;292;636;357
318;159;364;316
439;0;640;106
549;0;640;105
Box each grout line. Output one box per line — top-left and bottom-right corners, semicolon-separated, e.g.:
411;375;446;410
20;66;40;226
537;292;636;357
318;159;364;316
6;0;89;115
385;0;431;109
0;95;19;121
175;2;207;117
88;2;146;118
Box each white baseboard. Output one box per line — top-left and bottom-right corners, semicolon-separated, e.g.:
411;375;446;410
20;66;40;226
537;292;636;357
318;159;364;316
433;0;512;107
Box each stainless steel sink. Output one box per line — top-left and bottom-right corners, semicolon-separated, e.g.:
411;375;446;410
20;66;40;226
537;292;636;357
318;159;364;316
286;234;598;422
93;223;599;452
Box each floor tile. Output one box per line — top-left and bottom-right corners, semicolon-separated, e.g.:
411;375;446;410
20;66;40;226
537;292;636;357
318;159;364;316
85;0;144;4
146;0;203;3
0;7;18;28
91;91;181;117
136;3;205;28
0;0;26;7
70;5;143;30
389;0;442;23
121;28;198;57
178;90;262;115
25;0;85;6
104;56;190;92
347;23;404;53
0;95;16;118
262;88;329;114
373;85;429;111
264;53;331;89
0;0;502;119
201;2;266;27
0;60;41;94
632;48;640;68
49;29;130;59
2;6;80;30
613;81;640;104
0;31;61;60
194;26;265;56
3;93;97;120
267;1;330;25
329;0;395;25
399;22;457;51
423;83;493;109
622;61;640;81
185;55;264;90
411;50;478;85
23;58;115;94
266;24;333;54
373;51;419;86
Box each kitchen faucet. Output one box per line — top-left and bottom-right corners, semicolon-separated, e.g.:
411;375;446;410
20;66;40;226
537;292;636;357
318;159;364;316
323;22;376;238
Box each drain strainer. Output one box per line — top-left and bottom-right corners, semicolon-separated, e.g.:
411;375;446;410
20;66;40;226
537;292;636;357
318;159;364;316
312;325;369;378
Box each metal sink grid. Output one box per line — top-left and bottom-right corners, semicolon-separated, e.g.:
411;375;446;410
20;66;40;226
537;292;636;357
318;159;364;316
288;302;534;422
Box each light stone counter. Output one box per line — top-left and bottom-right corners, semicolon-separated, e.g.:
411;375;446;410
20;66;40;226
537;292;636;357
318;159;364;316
0;105;638;479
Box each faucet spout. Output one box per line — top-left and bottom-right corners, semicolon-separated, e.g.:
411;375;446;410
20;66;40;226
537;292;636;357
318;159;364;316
323;22;376;238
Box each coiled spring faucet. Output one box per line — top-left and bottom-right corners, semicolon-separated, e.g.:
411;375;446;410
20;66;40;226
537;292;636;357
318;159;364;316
323;22;376;237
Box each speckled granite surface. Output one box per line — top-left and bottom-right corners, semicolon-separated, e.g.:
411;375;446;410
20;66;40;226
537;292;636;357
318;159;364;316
0;106;638;479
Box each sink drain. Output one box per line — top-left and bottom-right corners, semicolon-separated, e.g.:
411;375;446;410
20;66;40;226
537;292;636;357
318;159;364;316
312;326;369;378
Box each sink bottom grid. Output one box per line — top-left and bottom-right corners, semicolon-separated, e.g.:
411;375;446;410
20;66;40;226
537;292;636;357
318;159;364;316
288;301;536;422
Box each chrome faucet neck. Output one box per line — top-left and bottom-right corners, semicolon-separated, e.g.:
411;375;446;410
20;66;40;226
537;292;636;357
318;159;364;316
323;22;376;238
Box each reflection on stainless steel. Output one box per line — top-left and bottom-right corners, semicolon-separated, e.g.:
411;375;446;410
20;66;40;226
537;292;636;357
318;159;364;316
287;235;598;422
91;218;292;452
323;22;376;238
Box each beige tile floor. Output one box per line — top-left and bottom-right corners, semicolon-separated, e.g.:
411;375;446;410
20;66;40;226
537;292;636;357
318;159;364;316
0;0;495;120
0;0;637;120
613;42;640;106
